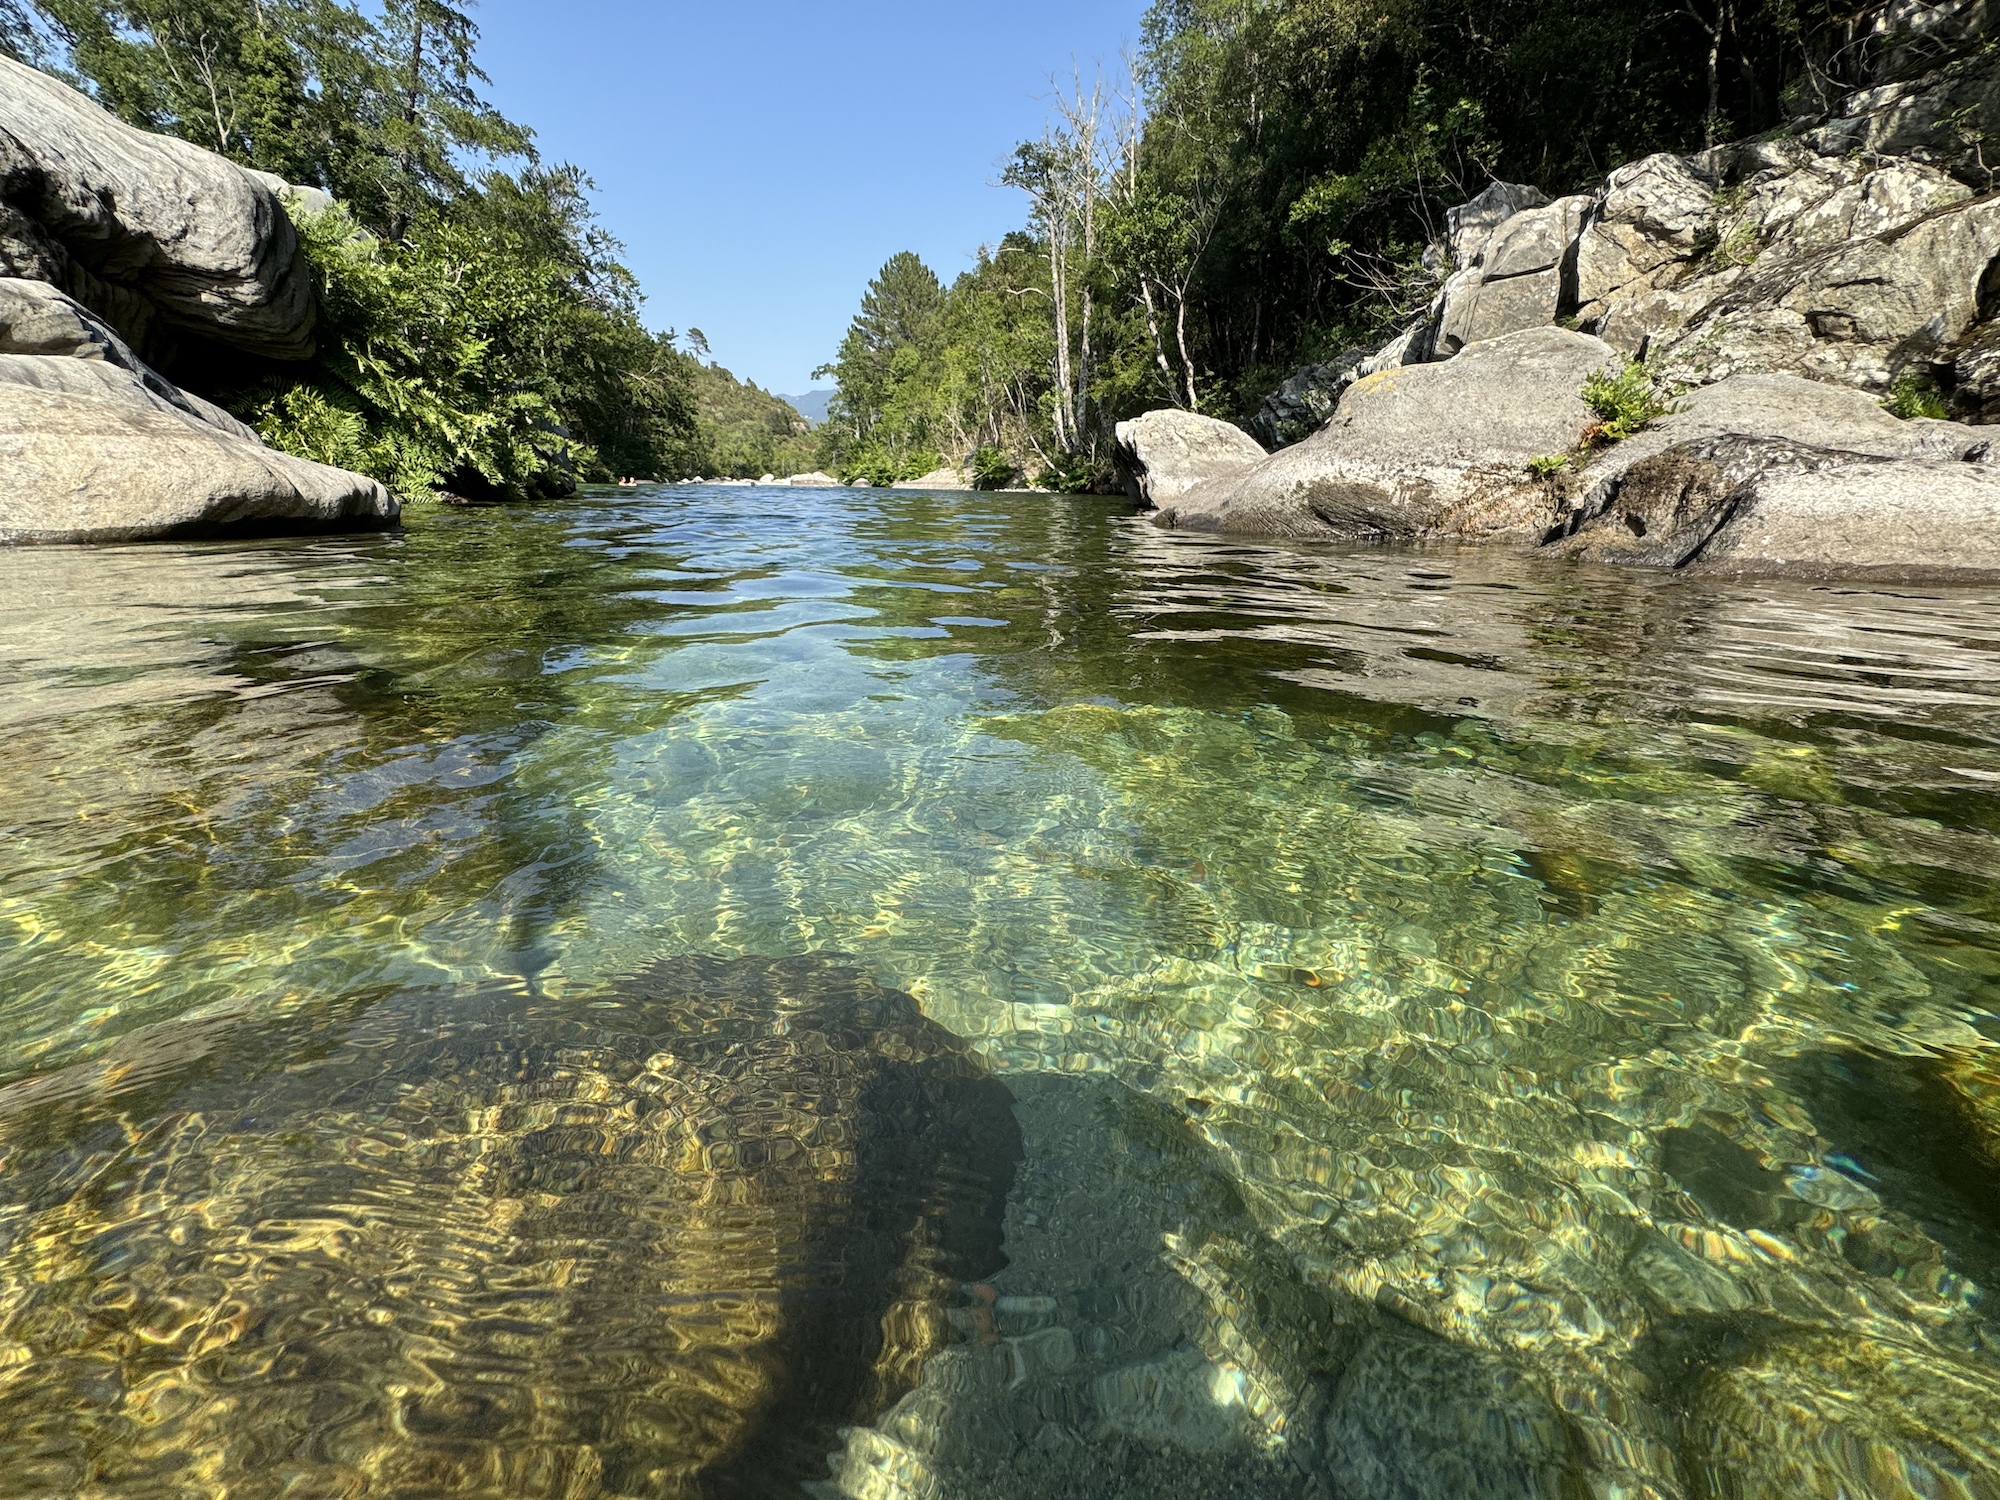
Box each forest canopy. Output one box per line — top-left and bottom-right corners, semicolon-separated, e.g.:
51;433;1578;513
817;0;1909;490
3;0;715;497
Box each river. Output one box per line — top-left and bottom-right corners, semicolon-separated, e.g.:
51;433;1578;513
1;483;1997;1498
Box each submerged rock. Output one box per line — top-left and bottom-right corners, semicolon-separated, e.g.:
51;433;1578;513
0;954;1021;1497
1114;408;1269;507
1322;1322;1585;1500
1689;1331;2000;1499
1155;328;1619;541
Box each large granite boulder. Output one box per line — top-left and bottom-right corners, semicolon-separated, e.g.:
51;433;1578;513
1690;459;2000;579
0;379;396;543
0;74;391;543
0;55;313;362
1570;153;1720;331
0;275;257;437
1552;374;2000;576
1;276;392;543
1114;407;1268;507
894;466;971;490
1155;328;1621;540
1445;180;1551;268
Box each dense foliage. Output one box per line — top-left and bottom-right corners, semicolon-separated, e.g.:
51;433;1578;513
10;0;702;498
821;0;1913;485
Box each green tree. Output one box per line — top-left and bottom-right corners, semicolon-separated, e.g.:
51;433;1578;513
376;0;529;239
18;2;705;499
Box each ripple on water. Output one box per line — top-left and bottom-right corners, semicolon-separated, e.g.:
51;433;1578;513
0;488;1998;1497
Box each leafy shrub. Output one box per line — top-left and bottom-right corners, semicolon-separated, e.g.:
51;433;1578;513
970;446;1018;490
234;182;698;501
1582;361;1675;444
1035;452;1100;494
1884;376;1951;421
1528;453;1572;478
838;445;940;488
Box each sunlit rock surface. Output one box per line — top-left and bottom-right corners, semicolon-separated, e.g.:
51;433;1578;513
0;954;1020;1497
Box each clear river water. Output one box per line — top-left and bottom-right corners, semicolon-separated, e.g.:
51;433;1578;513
1;483;1998;1499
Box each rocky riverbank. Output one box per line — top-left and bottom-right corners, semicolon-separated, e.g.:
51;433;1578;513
1121;0;2000;580
0;56;392;544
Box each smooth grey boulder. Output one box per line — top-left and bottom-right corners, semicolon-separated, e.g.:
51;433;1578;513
1575;372;1978;504
0;55;313;360
0;381;395;544
0;277;257;438
1355;320;1430;377
1154;328;1621;541
1115;408;1268;508
1692;459;2000;578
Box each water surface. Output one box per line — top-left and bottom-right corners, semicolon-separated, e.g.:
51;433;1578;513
2;485;1998;1498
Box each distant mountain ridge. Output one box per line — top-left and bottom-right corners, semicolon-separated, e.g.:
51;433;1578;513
779;389;834;428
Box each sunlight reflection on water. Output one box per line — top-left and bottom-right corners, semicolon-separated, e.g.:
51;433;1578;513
1;485;1998;1497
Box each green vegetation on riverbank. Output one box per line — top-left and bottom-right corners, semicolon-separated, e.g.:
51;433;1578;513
819;0;1901;486
3;0;706;499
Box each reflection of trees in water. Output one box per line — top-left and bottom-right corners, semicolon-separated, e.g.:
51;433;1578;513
0;955;1020;1499
0;506;745;1083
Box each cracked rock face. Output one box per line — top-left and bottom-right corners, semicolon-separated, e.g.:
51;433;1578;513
1436;195;1592;357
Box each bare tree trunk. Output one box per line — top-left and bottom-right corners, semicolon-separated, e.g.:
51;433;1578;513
1056;223;1072;456
392;8;426;239
1139;279;1181;406
1174;291;1199;410
1686;0;1728;145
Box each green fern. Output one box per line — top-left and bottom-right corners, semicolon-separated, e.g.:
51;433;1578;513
1884;377;1950;421
1582;361;1676;444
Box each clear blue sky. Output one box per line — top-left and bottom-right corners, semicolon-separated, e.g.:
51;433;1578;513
473;0;1144;397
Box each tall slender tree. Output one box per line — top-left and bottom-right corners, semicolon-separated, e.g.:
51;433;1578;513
377;0;529;239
